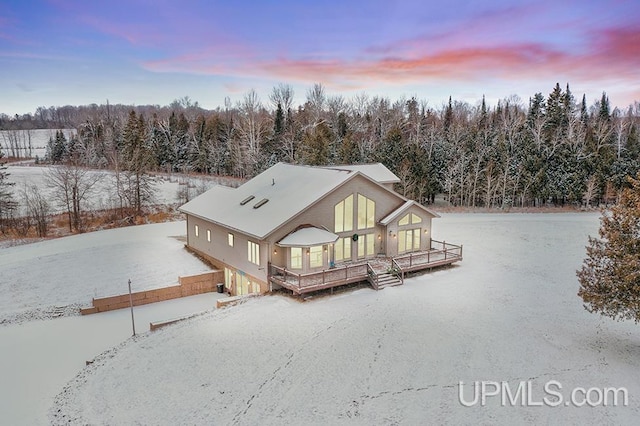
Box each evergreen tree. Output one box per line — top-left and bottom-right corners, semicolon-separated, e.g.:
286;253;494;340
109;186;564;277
577;173;640;322
301;122;332;166
580;94;589;125
599;92;611;122
47;130;68;163
443;96;453;131
273;102;284;137
121;111;155;214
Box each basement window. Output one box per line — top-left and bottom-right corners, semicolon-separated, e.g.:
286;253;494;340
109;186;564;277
240;195;255;206
253;198;269;209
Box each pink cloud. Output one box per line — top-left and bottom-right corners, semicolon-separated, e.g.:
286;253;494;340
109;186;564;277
140;22;640;99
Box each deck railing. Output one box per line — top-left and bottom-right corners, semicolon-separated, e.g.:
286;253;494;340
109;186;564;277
393;239;463;272
366;263;378;290
391;258;404;284
269;239;462;294
269;262;368;294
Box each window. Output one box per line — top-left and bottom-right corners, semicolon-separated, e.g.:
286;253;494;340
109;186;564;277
248;241;260;265
291;247;302;269
357;194;375;230
224;268;233;292
399;213;422;226
194;224;199;237
334;195;354;233
309;246;323;268
236;272;246;295
207;229;211;242
398;229;421;253
228;233;234;247
366;233;375;256
334;237;351;262
357;233;375;258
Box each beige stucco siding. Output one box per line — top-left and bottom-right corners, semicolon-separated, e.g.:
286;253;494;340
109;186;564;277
266;175;407;267
384;205;433;257
186;215;269;284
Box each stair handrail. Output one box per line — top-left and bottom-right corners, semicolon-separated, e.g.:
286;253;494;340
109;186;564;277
366;262;379;290
391;258;404;284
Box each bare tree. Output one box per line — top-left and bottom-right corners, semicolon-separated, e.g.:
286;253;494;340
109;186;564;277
20;183;50;237
236;89;267;175
269;83;295;112
46;164;103;231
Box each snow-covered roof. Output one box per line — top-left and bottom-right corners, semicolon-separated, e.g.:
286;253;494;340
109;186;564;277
324;164;400;184
277;227;339;247
179;163;356;239
379;200;440;226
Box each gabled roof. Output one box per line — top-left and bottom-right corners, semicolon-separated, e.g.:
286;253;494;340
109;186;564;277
179;163;355;240
324;163;400;184
277;227;339;247
379;200;440;226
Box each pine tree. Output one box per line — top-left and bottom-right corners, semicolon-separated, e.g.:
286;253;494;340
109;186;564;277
599;92;611;122
577;173;640;322
580;94;589;125
121;111;155;214
47;130;68;163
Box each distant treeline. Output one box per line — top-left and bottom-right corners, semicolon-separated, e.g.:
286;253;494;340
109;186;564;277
3;84;640;208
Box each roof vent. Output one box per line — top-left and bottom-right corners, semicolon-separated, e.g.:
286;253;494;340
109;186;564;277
240;195;255;205
253;198;269;209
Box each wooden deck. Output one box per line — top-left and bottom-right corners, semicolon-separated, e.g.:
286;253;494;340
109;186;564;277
268;239;462;295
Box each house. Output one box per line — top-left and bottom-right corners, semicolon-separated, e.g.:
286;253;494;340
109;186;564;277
179;162;462;296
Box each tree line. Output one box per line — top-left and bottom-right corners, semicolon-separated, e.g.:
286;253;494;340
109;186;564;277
2;83;640;211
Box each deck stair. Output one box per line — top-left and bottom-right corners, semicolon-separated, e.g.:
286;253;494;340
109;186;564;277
375;272;403;289
367;261;403;290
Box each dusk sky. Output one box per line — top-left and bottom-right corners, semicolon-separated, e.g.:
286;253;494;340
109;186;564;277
1;0;639;115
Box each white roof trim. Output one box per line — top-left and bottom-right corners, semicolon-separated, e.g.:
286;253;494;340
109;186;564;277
324;163;400;184
379;200;440;226
277;227;339;247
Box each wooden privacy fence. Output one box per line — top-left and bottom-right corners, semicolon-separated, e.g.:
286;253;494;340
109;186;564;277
80;270;223;315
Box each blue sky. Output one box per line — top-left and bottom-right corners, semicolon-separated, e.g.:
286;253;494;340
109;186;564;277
1;0;639;115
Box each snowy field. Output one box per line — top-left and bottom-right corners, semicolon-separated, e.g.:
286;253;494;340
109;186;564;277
0;221;211;325
46;213;640;425
0;293;225;426
0;128;71;159
5;164;215;214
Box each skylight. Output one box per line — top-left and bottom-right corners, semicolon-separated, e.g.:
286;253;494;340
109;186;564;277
240;195;255;205
253;199;269;209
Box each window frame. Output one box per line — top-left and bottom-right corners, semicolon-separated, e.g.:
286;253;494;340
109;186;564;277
248;241;260;265
309;245;323;268
334;194;354;233
357;194;375;230
290;247;302;269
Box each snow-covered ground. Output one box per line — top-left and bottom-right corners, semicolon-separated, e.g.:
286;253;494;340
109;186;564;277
0;128;72;159
0;293;225;426
46;213;640;425
0;221;211;325
5;164;216;213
